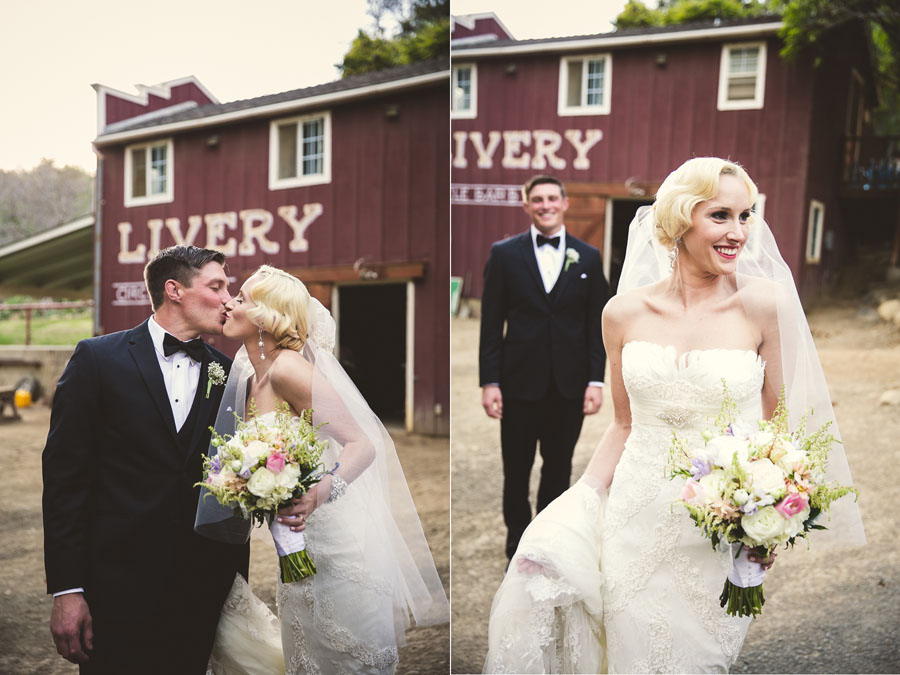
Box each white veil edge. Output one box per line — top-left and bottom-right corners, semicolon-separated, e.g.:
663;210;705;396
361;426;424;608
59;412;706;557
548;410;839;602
619;206;865;549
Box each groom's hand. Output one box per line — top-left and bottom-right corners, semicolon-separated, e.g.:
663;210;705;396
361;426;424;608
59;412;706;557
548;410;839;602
50;593;93;664
482;385;503;419
583;385;603;415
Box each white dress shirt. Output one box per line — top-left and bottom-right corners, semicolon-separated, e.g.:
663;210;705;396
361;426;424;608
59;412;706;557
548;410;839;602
531;224;566;294
147;315;202;431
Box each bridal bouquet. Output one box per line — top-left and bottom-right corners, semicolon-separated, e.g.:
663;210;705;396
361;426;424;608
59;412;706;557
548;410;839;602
667;386;858;617
198;400;329;582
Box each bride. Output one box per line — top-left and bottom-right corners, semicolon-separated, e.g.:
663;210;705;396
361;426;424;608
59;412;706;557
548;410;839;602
484;157;864;673
196;265;449;674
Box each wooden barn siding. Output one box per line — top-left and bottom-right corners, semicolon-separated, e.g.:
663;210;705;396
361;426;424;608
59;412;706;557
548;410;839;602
452;36;820;299
99;82;448;434
104;82;214;127
801;24;873;300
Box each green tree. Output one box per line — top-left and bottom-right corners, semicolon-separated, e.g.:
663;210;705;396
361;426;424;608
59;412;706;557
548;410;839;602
615;0;770;29
339;0;449;77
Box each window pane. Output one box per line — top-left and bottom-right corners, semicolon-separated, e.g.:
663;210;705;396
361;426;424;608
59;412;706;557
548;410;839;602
302;118;324;176
729;47;759;74
808;208;821;258
278;123;298;179
131;148;146;198
586;59;604;106
150;144;167;195
454;67;471;111
728;75;757;101
566;60;582;107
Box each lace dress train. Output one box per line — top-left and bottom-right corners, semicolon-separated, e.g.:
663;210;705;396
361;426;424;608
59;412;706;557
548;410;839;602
486;342;763;674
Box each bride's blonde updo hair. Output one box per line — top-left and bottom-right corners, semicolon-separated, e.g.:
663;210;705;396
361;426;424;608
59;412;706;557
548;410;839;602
245;265;310;352
653;157;759;249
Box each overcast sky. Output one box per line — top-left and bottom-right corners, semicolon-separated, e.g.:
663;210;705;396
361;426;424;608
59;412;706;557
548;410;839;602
0;0;382;173
451;0;627;40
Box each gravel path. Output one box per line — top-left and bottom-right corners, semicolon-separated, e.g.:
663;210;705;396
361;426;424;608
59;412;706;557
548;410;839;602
450;302;900;674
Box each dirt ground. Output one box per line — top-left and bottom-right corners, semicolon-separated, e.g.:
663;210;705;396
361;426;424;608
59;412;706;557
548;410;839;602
451;302;900;674
0;417;448;674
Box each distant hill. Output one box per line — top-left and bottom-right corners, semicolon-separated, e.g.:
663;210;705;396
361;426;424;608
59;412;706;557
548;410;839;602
0;160;94;247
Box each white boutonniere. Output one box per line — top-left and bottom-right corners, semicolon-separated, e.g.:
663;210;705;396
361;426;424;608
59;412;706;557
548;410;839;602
564;247;580;272
206;362;227;399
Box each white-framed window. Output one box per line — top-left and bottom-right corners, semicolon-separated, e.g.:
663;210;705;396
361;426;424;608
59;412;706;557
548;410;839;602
451;64;477;119
558;54;612;116
268;111;331;191
806;199;825;263
717;42;767;111
124;138;174;207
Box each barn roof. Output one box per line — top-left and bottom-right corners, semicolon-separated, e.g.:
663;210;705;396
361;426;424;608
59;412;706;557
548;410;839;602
95;58;449;146
452;16;783;57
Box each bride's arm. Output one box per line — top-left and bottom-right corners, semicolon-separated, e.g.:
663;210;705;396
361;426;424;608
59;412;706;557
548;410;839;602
581;297;633;492
269;351;376;529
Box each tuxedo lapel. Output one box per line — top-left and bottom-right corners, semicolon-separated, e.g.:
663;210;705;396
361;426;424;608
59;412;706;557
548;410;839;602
551;237;580;301
128;321;179;444
183;350;217;464
516;233;549;300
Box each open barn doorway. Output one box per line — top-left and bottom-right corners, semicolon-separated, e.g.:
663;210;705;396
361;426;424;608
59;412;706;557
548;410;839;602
335;283;407;426
606;198;654;294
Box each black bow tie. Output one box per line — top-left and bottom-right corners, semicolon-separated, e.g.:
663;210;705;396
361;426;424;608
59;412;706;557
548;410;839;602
163;333;205;361
536;234;560;249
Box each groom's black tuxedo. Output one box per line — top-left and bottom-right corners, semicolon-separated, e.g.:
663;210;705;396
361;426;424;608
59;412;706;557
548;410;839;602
42;320;249;674
480;230;609;557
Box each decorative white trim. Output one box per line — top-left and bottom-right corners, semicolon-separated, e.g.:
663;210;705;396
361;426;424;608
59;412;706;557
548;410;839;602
454;21;783;57
717;41;767;111
806;199;825;264
604;197;614;281
123;138;175;208
451;63;477;119
450;34;500;47
405;280;415;433
558;53;612;117
95;70;448;146
268;111;332;191
0;216;94;260
93;75;219;135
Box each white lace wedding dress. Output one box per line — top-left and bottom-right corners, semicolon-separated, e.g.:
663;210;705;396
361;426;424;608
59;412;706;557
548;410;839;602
209;411;399;675
485;341;765;674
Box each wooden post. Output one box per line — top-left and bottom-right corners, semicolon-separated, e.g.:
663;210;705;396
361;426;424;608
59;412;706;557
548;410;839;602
24;308;32;346
891;200;900;268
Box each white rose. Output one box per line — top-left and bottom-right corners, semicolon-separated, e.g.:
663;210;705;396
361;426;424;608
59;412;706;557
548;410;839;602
706;435;749;469
783;504;811;539
750;430;774;449
247;467;277;498
747;458;786;498
275;462;301;489
741;505;789;546
243;440;270;464
733;489;750;506
776;447;808;473
698;469;728;504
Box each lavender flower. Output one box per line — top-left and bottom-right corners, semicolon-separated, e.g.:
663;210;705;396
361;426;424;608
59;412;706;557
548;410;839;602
690;457;712;478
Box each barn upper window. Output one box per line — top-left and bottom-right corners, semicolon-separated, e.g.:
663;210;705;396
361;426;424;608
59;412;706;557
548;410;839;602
718;42;767;111
452;64;477;119
269;111;331;190
558;54;612;116
124;139;174;207
806;199;825;263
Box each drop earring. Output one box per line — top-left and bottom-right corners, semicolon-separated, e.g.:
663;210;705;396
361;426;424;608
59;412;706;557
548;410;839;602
258;327;266;360
668;238;681;272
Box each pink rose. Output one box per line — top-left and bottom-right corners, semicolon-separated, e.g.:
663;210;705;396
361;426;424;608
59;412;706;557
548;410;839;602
681;479;705;506
266;452;286;474
774;492;808;518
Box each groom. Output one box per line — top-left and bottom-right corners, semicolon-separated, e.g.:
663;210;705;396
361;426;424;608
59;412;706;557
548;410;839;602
480;175;610;559
42;246;249;674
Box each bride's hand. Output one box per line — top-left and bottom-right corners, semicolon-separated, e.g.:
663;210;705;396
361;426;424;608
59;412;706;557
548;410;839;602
516;557;547;575
276;486;320;532
747;548;776;571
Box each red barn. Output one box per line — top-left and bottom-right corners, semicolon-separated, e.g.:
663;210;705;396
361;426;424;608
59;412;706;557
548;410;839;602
93;60;450;435
451;14;894;302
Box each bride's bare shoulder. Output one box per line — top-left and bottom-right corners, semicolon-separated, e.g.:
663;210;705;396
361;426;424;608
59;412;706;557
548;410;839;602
603;282;662;331
269;349;313;391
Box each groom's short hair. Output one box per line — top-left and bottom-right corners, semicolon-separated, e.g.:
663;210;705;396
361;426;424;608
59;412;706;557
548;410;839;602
143;246;226;310
522;175;566;201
